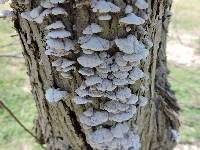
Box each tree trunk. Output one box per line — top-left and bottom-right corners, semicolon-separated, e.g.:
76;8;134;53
10;0;180;149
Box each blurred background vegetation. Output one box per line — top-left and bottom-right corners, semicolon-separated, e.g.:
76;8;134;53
0;0;200;149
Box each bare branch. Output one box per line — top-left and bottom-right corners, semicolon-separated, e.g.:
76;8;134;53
0;100;45;149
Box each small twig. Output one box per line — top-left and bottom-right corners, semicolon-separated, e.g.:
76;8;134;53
0;100;44;149
0;52;23;58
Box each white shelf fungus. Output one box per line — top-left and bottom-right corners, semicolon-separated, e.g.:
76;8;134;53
29;6;43;19
115;52;128;67
129;67;144;81
46;39;65;50
46;30;71;39
45;88;68;102
75;88;89;97
96;79;116;92
52;7;68;15
89;128;113;144
73;96;92;104
46;21;65;30
125;5;133;14
139;96;148;106
115;34;146;54
104;101;130;114
113;71;129;79
119;13;145;25
61;72;73;79
63;39;75;51
91;0;120;13
80;36;110;51
135;0;148;10
123;51;149;62
83;23;102;35
77;54;103;68
111;123;129;138
116;87;132;100
40;0;55;8
171;129;180;142
80;109;109;126
98;14;112;21
85;75;102;86
50;0;65;4
127;94;139;104
109;105;137;122
78;68;95;76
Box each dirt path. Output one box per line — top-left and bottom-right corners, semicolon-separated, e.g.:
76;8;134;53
167;31;200;66
174;144;200;150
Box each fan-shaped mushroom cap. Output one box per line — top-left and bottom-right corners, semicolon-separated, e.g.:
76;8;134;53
83;23;102;35
80;109;109;126
119;13;145;25
46;21;65;30
45;88;68;102
135;0;148;9
80;36;110;51
77;54;103;68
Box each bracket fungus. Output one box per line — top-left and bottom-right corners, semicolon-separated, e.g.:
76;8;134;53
46;30;71;39
115;34;146;54
77;53;103;68
98;14;112;21
46;21;65;30
125;5;133;14
80;109;109;126
80;36;110;51
78;68;95;76
73;96;92;105
109;105;137;122
91;0;120;13
83;23;102;35
45;88;68;102
119;13;145;25
135;0;148;10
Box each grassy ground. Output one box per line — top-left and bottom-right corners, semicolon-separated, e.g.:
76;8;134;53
0;0;200;149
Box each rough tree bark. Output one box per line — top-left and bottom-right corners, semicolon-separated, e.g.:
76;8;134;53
9;0;180;149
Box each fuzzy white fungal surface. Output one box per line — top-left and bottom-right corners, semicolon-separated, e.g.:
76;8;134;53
171;129;180;142
80;36;110;51
91;0;120;13
80;110;109;126
46;21;65;30
83;23;102;35
40;0;55;8
45;88;68;102
46;30;71;39
115;34;146;54
77;54;103;68
73;96;92;104
98;14;112;21
119;13;145;25
135;0;148;10
125;5;133;14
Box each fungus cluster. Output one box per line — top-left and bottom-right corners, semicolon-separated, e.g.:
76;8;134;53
91;0;121;21
19;0;152;149
21;1;68;24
